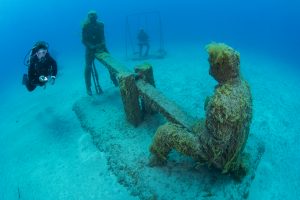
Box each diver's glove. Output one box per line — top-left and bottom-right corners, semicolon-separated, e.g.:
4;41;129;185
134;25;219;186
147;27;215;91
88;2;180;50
39;75;48;82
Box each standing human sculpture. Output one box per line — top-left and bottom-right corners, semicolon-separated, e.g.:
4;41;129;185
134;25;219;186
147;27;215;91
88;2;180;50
82;10;117;96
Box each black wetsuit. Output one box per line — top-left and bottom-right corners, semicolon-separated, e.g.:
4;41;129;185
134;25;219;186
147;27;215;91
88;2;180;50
25;53;57;91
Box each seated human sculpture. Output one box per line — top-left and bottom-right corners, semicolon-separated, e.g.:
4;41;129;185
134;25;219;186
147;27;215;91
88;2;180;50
149;43;252;177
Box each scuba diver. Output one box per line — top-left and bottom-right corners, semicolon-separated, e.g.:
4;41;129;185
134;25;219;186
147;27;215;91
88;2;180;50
22;41;57;92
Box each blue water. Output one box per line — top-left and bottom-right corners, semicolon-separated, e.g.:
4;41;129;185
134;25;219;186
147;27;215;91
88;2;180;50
1;1;299;76
0;0;300;199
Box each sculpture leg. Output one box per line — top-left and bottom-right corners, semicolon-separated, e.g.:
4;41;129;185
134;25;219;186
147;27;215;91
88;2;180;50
139;44;143;57
149;123;203;166
85;49;94;95
144;43;150;57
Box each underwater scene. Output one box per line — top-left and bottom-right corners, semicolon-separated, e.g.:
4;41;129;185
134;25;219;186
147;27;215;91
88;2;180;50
0;0;299;199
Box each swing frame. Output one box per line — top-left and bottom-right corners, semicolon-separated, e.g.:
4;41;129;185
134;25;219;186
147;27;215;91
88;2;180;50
125;11;166;60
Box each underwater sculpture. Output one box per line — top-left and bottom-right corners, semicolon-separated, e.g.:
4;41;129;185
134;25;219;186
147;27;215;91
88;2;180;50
150;43;253;177
82;10;118;96
137;29;150;58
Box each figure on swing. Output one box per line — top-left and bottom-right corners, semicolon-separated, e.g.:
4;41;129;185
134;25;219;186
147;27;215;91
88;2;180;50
137;28;150;58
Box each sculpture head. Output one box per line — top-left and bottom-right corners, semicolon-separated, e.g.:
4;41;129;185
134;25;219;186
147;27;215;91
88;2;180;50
206;43;240;84
88;10;98;23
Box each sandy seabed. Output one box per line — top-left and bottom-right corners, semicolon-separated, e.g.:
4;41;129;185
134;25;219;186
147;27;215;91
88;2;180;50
0;44;299;199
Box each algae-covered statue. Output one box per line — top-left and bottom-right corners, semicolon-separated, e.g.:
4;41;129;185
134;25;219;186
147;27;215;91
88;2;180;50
137;29;150;58
82;10;118;96
150;43;252;177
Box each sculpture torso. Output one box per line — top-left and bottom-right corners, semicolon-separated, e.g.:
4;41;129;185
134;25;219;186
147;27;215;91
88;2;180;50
201;79;252;172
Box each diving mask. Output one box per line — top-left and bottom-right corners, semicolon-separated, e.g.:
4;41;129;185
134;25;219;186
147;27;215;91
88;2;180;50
36;49;47;61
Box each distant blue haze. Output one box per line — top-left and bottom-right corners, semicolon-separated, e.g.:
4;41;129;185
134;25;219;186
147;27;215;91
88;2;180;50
0;0;299;88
